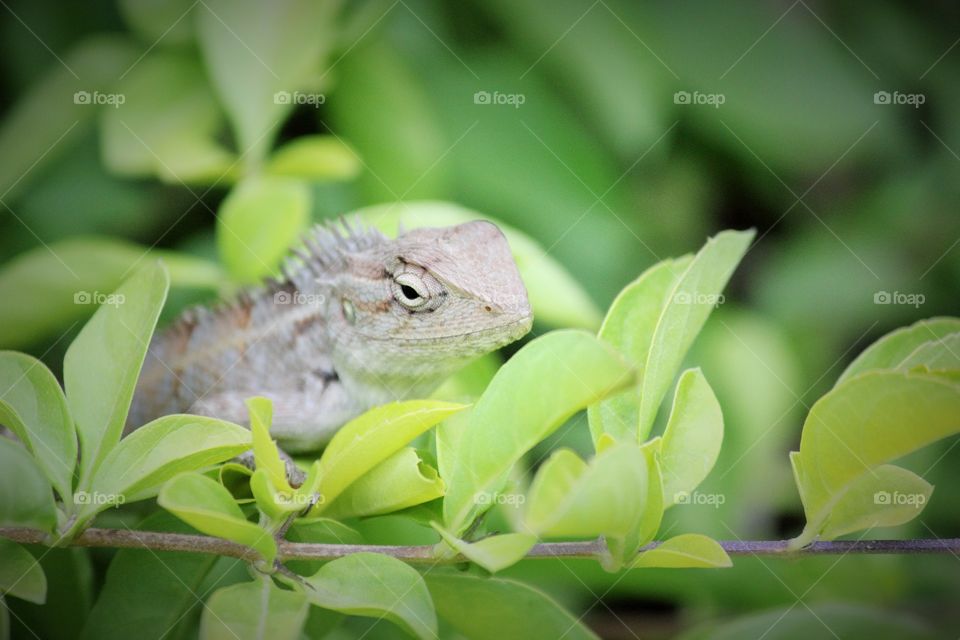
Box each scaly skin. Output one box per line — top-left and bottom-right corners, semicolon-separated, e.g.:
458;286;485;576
128;219;533;451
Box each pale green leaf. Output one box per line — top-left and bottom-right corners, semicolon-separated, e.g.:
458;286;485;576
897;332;960;373
303;552;437;640
200;578;308;640
588;255;693;443
315;400;466;510
0;351;75;501
0;539;47;604
118;0;195;45
197;0;338;163
524;443;648;541
443;330;634;534
158;472;276;563
0;237;224;349
837;317;960;385
357;201;603;329
431;353;501;402
432;524;536;573
247;397;289;492
265;135;360;181
66;262;169;490
608;437;664;567
425;572;598;640
217;176;311;283
89;415;251;512
630;534;731;569
818;464;933;540
660;369;723;507
0;437;57;532
323;448;444;519
638;230;753;438
250;468;314;520
99;50;232;183
792;371;960;545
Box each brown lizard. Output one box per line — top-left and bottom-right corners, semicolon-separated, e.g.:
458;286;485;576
128;219;533;452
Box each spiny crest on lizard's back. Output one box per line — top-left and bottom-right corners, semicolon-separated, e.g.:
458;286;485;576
168;217;385;335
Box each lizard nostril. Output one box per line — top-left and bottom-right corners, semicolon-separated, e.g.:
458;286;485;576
484;305;493;312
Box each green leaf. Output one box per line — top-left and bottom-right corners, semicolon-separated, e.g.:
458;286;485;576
897;332;960;373
0;437;57;532
285;517;363;576
0;351;75;501
630;534;732;569
637;230;754;438
660;369;723;507
217;176;311;283
837;317;960;384
117;0;195;46
792;371;960;545
444;330;633;534
66;262;169;490
88;415;251;513
265;135;360;181
588;256;693;443
817;463;933;540
358;201;603;329
314;400;466;510
323;448;444;520
0;539;47;604
99;50;233;184
303;552;437;640
158;472;276;564
200;578;308;640
524;444;648;543
0;35;139;202
0;237;224;350
678;603;937;640
432;524;536;573
247;397;290;492
425;572;598;640
197;0;338;163
80;511;241;640
431;352;501;402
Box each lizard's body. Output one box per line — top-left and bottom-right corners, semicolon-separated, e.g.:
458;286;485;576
128;220;532;450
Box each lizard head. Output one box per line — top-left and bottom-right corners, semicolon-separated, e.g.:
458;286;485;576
320;219;533;396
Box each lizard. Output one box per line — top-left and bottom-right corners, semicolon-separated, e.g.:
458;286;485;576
127;218;533;457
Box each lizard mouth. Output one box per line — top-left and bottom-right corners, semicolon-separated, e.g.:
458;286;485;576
354;313;533;346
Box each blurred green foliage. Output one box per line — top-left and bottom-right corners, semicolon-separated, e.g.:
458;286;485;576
1;0;959;637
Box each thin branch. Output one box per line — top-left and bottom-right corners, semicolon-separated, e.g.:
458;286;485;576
3;527;959;563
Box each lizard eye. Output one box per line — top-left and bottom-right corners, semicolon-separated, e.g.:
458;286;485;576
392;273;429;309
